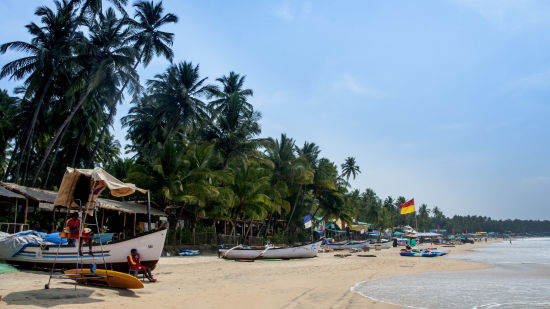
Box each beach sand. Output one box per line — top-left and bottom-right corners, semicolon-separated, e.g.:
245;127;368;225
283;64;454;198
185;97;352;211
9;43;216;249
0;241;498;309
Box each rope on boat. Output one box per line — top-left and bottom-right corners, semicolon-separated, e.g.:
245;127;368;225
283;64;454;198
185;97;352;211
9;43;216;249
220;244;243;259
254;244;273;260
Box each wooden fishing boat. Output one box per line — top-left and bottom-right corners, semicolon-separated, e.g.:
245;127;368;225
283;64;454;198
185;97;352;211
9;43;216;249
328;240;368;250
366;241;392;249
2;228;166;271
219;241;322;260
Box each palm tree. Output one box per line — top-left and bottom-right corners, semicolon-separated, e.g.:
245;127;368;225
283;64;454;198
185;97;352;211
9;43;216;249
265;134;314;229
204;92;265;167
31;7;138;186
90;0;178;164
208;72;253;115
0;0;82;182
383;196;395;231
418;204;430;231
341;156;361;182
296;141;321;169
73;0;128;18
146;61;210;142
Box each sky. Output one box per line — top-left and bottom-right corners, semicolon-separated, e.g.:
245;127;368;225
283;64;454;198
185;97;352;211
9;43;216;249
1;0;550;220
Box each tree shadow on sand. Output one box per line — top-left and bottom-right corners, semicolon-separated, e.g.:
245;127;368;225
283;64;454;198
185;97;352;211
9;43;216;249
2;283;139;307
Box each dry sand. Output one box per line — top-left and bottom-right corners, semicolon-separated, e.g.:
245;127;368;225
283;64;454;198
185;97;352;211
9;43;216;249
0;240;499;309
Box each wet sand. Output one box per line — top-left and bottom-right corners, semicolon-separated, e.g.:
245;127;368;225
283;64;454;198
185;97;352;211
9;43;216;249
0;241;498;309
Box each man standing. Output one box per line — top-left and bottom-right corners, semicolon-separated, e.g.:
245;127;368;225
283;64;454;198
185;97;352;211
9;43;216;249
66;212;93;255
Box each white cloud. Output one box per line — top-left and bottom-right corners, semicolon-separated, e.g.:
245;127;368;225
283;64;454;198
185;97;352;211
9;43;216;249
506;67;550;90
332;75;387;97
452;0;550;31
272;1;312;21
521;176;549;184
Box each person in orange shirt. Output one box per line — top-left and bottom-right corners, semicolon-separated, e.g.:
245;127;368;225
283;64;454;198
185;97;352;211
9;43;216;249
66;212;93;255
128;249;157;282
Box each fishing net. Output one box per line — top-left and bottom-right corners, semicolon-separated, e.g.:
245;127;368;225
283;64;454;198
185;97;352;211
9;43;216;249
0;262;18;274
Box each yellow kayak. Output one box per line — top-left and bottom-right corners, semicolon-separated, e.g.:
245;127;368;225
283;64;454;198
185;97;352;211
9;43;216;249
64;268;144;289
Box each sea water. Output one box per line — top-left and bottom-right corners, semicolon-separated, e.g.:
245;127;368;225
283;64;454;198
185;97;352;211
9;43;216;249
351;238;550;309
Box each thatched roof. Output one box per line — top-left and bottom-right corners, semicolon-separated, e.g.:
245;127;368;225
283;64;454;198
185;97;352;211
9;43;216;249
0;185;24;199
0;182;56;203
96;198;165;216
1;182;164;216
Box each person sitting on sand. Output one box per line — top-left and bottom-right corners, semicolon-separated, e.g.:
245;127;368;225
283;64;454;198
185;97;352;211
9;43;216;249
128;249;157;282
66;212;93;255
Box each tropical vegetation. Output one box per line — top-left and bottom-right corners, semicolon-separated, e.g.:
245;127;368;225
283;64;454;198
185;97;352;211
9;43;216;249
1;0;548;242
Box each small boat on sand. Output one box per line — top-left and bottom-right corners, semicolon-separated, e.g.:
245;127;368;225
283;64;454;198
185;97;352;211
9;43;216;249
327;240;368;251
219;241;322;260
400;249;449;257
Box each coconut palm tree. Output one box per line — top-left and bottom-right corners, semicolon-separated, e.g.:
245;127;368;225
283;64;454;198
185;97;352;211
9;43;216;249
204;92;265;167
90;0;178;164
0;0;82;182
341;156;361;182
31;7;138;186
146;61;210;142
207;72;253;115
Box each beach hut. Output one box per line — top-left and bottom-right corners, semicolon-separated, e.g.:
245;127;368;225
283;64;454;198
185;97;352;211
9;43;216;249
0;180;165;238
0;185;25;232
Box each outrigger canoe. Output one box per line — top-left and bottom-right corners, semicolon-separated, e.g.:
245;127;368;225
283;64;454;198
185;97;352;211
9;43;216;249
327;240;368;251
219;241;322;260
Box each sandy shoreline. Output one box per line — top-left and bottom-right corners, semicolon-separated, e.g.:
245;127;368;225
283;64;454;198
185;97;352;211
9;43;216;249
0;240;500;309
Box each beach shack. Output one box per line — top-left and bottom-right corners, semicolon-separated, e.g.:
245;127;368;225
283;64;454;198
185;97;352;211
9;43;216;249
0;182;165;239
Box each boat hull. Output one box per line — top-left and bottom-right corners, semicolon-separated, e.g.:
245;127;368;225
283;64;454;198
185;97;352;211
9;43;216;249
220;241;322;259
328;241;368;250
2;228;167;272
366;241;392;249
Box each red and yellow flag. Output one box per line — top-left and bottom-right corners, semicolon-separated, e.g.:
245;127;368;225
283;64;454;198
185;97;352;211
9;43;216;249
400;198;415;215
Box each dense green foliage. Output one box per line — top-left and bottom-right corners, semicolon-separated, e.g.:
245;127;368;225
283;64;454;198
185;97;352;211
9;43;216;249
1;0;548;238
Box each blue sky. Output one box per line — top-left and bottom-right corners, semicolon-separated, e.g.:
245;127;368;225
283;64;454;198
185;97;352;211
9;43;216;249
1;0;549;220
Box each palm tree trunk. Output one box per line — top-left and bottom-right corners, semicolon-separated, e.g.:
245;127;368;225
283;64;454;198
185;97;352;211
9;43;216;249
21;129;34;186
13;76;53;184
44;123;69;187
89;60;141;165
285;185;302;231
31;85;93;186
71;128;85;167
3;136;20;181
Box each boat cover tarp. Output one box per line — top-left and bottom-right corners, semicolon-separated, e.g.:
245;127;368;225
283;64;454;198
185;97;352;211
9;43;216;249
55;167;147;207
0;231;51;259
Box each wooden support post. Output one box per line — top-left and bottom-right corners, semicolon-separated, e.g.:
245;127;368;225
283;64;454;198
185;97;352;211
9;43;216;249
133;213;136;236
123;212;126;239
100;208;105;229
14;199;18;224
23;198;29;225
52;206;56;232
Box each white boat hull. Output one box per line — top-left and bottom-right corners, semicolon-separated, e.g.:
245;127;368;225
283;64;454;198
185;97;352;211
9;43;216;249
328;241;368;250
220;241;322;259
2;228;167;271
366;241;392;249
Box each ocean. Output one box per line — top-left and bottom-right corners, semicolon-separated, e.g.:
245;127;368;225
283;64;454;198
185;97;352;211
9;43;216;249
351;238;550;309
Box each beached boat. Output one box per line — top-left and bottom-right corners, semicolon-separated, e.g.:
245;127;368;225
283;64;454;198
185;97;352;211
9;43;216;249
219;241;322;259
327;240;368;251
400;249;448;257
1;228;167;271
366;240;392;249
400;250;438;257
